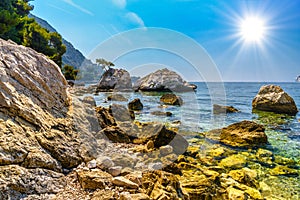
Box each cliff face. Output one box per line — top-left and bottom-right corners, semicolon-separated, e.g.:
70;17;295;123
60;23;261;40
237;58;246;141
0;38;95;199
29;14;94;69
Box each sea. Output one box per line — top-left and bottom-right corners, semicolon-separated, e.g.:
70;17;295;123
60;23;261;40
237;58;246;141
94;82;300;199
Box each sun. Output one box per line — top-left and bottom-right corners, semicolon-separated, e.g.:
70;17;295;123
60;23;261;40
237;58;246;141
239;16;266;42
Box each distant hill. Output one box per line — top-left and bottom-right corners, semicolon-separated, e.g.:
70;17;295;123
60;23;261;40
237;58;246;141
29;14;94;69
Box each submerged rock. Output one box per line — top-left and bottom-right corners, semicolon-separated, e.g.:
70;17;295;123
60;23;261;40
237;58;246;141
252;85;298;115
160;93;183;106
213;104;239;114
107;93;128;101
134;68;196;92
97;68;132;92
220;120;268;148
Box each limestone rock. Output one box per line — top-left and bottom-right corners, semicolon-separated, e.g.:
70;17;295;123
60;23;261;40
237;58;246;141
110;104;135;122
0;165;65;199
97;68;132;92
77;169;113;190
142;170;187;199
219;121;268;148
134;68;196;92
82;96;96;107
128;98;143;111
252;85;298;115
269;165;299;177
219;154;247;169
112;176;139;189
160;93;183;106
213;104;239;114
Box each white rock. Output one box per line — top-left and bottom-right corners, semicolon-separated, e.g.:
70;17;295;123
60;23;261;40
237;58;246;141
96;156;114;169
159;145;173;156
112;176;139;189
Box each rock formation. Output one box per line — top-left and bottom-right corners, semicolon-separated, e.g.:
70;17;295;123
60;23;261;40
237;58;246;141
97;68;132;92
134;68;197;92
252;85;298;115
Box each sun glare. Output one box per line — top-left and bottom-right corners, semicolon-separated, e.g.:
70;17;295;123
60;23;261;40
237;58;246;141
239;17;266;42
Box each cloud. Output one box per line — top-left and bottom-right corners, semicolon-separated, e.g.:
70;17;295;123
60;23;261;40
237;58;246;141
62;0;93;15
112;0;127;9
126;12;145;27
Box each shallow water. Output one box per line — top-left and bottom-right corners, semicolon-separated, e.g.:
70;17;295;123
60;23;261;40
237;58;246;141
94;82;300;199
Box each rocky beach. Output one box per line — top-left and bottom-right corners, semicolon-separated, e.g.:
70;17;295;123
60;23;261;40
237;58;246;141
1;38;300;200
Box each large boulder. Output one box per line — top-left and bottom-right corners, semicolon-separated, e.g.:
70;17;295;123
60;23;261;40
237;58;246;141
0;39;96;198
134;68;196;92
220;121;268;148
252;85;298;115
160;93;183;106
96;68;132;92
128;98;143;111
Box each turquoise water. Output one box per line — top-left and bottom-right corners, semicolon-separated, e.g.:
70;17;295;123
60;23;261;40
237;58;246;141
95;82;300;158
94;82;300;198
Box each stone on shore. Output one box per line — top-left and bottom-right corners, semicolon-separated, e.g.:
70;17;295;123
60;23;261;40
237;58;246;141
252;85;298;115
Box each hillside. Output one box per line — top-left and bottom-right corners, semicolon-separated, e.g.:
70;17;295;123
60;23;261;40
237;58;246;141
29;14;94;69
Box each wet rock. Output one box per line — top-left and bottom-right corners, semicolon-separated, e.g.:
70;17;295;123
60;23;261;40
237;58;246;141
142;170;187;199
160;93;183;106
134;68;196;92
228;168;258;188
219;154;247;169
150;111;172;116
97;68;132;92
77;169;113;190
107;93;128;101
219;120;268;148
112;176;139;189
255;148;274;166
269;165;299;177
213;104;239;114
128;98;143;111
252;85;298;115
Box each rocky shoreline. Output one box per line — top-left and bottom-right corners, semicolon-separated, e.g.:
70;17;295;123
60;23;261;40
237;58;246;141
1;39;300;200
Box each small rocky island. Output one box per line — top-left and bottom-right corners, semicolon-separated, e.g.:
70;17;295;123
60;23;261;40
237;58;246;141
0;38;299;199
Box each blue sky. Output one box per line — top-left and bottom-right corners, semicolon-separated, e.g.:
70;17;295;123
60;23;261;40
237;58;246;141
31;0;300;81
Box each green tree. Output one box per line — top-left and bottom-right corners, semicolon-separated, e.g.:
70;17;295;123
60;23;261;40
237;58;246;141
96;58;115;71
62;65;79;80
0;0;66;67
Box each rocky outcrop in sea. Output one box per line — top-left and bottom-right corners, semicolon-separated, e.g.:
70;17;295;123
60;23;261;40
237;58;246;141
252;85;298;115
134;68;197;92
97;68;132;92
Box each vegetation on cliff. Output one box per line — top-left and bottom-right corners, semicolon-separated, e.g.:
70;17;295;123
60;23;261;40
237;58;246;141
0;0;66;67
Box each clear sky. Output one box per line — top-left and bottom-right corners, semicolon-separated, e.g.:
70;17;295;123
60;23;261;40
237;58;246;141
31;0;300;82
